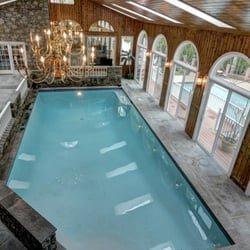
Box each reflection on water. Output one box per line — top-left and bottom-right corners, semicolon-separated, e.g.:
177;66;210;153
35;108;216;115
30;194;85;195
115;194;153;215
106;162;138;178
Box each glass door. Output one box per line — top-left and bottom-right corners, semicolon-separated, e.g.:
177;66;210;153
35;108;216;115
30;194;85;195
167;66;196;123
213;92;250;171
167;65;184;117
147;53;165;102
136;46;147;85
198;83;250;172
198;83;229;153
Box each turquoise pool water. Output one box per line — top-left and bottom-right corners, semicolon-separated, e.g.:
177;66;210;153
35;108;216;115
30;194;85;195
8;89;232;250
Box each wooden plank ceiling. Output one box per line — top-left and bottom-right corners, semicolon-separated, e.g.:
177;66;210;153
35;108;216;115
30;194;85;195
92;0;250;34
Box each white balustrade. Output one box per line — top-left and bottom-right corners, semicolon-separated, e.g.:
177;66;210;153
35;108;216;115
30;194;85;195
0;102;12;139
69;66;108;78
16;78;28;103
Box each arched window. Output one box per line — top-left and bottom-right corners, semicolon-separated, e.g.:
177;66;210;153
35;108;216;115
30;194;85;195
89;20;114;32
59;20;83;66
166;41;199;124
147;34;167;103
196;52;250;173
135;30;148;86
87;20;116;65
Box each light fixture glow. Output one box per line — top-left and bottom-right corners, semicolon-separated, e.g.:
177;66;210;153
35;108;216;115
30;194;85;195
164;0;235;29
102;4;137;20
0;0;16;6
111;3;154;21
127;1;181;24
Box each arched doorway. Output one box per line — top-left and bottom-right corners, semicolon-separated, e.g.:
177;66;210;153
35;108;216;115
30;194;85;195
165;41;199;124
147;34;167;102
135;30;148;86
196;52;250;173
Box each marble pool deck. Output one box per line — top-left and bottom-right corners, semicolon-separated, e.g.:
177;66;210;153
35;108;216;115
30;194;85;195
122;79;250;250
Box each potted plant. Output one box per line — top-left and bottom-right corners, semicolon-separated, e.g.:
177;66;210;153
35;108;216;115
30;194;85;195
120;49;135;79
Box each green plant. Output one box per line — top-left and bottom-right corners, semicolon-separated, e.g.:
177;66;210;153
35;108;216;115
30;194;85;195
121;49;135;79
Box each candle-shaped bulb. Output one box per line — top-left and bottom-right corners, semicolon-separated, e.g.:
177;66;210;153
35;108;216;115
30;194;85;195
91;47;95;53
40;56;45;63
63;56;67;63
81;45;85;52
63;32;67;39
20;47;24;54
82;55;86;65
35;35;40;42
47;29;51;36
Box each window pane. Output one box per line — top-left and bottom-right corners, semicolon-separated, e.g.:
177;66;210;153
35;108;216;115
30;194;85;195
177;44;198;67
198;83;229;153
0;45;11;71
215;56;250;93
214;93;250;171
167;66;185;116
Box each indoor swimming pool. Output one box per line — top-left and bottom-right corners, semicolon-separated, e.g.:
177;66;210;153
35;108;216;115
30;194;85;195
7;89;233;250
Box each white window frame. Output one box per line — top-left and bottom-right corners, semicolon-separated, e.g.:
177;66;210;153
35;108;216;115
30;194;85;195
146;34;168;104
164;41;199;127
134;30;148;85
194;52;250;176
0;41;27;74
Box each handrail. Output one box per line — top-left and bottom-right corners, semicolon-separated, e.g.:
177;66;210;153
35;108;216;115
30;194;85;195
0;101;12;138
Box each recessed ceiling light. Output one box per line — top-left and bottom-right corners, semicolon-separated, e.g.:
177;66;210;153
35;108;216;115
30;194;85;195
102;4;137;20
163;0;235;29
127;1;181;24
0;0;16;6
112;3;154;21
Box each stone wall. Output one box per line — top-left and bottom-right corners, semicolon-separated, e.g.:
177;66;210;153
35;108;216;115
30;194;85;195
0;0;49;66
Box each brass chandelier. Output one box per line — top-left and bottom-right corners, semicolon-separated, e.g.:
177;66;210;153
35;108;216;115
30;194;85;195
16;21;95;84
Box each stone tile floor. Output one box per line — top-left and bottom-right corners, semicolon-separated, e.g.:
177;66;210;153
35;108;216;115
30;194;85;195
0;74;23;111
122;79;250;250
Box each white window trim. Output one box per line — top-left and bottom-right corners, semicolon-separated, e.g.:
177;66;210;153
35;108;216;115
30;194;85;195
164;41;199;127
134;30;148;85
193;52;250;176
0;41;27;74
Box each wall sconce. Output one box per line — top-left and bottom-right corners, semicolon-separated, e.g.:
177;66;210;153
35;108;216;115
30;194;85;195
165;61;172;68
196;76;208;86
146;51;151;57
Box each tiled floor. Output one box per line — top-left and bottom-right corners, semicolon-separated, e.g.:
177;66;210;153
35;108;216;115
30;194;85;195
122;79;250;250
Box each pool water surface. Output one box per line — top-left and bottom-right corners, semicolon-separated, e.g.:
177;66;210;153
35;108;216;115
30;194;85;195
8;89;232;250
